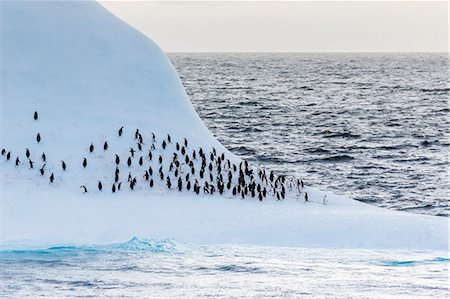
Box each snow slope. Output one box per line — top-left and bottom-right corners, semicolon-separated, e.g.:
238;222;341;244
0;1;448;251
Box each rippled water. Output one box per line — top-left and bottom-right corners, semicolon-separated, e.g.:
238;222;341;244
0;238;448;298
169;53;450;217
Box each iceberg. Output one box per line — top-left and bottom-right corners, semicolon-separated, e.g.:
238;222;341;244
0;1;447;251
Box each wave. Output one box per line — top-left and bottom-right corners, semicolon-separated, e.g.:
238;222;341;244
0;237;185;255
420;88;450;93
318;155;355;162
379;257;449;267
322;132;361;139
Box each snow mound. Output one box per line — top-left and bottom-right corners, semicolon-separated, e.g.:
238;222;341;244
0;1;448;251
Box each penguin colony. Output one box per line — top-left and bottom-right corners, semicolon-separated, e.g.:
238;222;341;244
1;111;309;201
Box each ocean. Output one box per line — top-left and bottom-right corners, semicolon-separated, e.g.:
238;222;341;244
170;53;449;217
0;238;448;298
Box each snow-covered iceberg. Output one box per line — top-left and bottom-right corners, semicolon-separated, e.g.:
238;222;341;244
0;1;447;251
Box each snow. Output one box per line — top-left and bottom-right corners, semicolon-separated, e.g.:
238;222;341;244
0;1;448;252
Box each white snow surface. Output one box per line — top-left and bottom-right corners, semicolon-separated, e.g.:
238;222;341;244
0;1;448;251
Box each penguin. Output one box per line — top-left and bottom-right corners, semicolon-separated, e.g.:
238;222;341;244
6;152;11;161
139;156;143;166
115;172;119;183
162;140;166;150
143;170;149;181
128;173;132;182
29;160;34;169
34;111;38;121
148;166;153;176
112;184;116;193
135;129;140;140
115;154;120;165
83;158;87;168
304;192;308;202
61;161;66;171
137;143;142;151
151;132;156;142
89;143;94;153
138;135;143;144
39;164;46;176
49;173;54;183
1;149;5;155
98;181;103;191
167;134;171;143
181;147;186;155
129;180;135;190
186;180;191;191
323;195;327;205
159;171;164;181
127;157;132;167
184;138;188;147
166;176;171;189
258;192;263;201
15;157;20;166
80;185;88;193
118;182;122;191
103;141;108;151
177;177;182;191
147;151;152;161
25;148;30;158
118;126;124;137
149;179;154;188
159;156;163;164
42;152;46;162
130;148;135;157
36;133;41;143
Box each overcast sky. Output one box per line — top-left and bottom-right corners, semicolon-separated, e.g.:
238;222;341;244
100;1;448;53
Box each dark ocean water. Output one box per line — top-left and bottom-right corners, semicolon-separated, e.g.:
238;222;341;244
169;53;449;217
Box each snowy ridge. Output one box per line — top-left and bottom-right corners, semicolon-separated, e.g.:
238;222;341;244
0;1;448;251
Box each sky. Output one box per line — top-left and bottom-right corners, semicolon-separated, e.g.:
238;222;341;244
100;1;449;53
